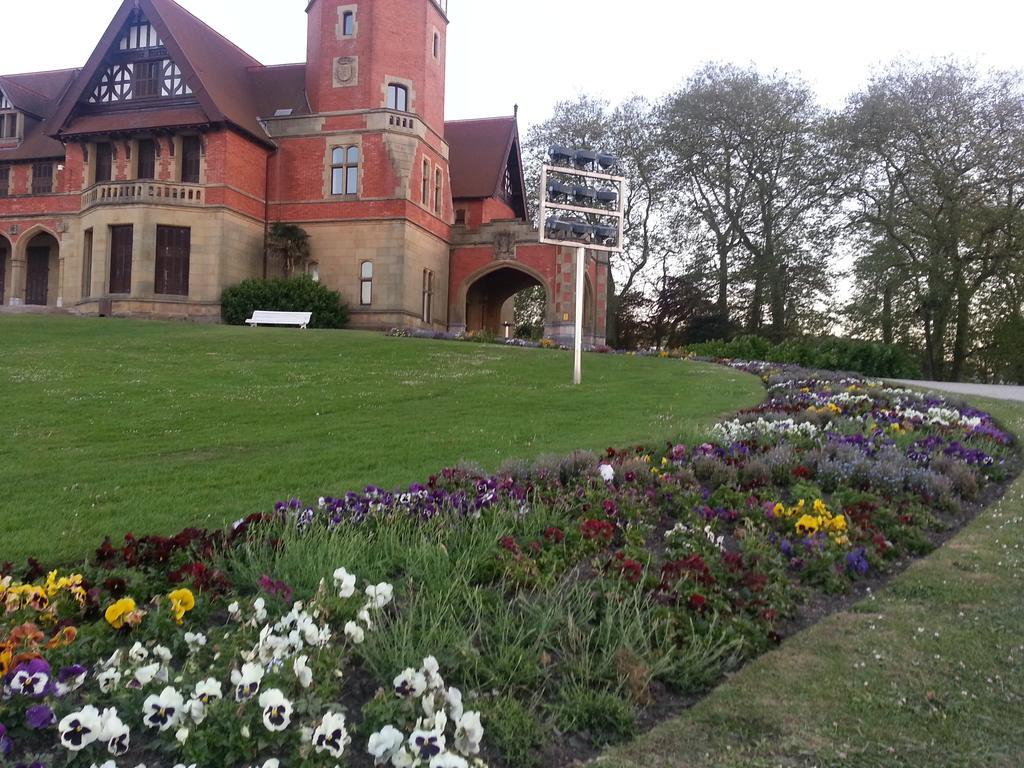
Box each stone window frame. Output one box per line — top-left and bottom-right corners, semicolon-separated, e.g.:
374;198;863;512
337;4;358;39
422;268;434;323
330;144;361;196
360;260;373;306
433;167;442;215
322;136;362;199
421;158;430;207
383;76;415;114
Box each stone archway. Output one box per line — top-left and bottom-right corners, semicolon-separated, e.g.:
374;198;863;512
465;264;549;337
19;230;61;307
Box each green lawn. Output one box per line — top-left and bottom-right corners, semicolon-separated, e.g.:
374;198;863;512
0;315;763;563
599;394;1024;768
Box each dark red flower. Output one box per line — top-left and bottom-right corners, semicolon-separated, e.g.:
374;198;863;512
542;527;565;544
688;593;707;611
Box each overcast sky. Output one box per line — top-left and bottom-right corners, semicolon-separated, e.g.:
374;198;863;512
2;0;1022;132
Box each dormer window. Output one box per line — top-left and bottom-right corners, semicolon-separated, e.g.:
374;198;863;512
386;84;408;112
0;113;17;140
120;22;163;51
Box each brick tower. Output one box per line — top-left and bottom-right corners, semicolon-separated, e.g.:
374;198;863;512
271;0;452;329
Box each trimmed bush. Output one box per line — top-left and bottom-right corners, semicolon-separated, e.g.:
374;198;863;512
220;276;350;329
686;335;921;378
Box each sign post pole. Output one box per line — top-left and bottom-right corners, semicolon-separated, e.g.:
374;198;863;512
574;245;585;385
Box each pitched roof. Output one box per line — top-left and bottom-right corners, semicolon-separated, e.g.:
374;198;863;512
445;115;528;219
49;0;278;147
249;64;310;119
0;69;78;162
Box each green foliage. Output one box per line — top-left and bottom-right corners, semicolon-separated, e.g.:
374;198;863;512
554;687;637;746
266;222;312;277
687;334;921;378
485;696;546;768
220;276;350;328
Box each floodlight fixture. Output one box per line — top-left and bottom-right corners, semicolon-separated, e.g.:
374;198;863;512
546;180;572;201
596;187;618;205
597;153;619;172
574;149;599;171
548;144;574;166
594;224;618;247
573;185;598;204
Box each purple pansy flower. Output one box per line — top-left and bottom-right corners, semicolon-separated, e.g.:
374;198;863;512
846;547;870;576
0;723;11;756
25;705;55;730
9;659;51;698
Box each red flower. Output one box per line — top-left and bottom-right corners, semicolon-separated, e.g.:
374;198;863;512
528;540;543;554
792;466;812;479
542;527;565;544
499;536;520;553
688;593;707;611
580;519;616;544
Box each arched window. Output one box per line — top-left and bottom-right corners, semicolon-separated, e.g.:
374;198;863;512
360;261;373;305
422;269;434;323
386;83;408;112
433;33;440;59
421;160;430;206
434;168;442;215
331;145;359;195
342;11;355;37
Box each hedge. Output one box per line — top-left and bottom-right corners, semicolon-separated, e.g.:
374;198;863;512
221;276;350;329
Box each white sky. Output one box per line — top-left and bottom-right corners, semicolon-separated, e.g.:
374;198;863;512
2;0;1022;132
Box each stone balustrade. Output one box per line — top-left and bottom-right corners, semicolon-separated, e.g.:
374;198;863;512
83;181;205;209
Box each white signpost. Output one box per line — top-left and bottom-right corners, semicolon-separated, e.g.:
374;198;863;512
539;148;627;385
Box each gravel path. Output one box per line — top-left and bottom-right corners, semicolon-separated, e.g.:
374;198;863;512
887;379;1024;403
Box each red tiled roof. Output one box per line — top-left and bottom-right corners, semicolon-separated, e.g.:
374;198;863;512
0;69;77;161
448;115;528;217
62;107;210;136
249;64;310;119
445;116;517;200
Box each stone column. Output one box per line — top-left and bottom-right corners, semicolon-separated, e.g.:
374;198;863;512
56;255;66;308
9;256;26;306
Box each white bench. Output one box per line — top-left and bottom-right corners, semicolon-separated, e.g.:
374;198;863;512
245;310;312;329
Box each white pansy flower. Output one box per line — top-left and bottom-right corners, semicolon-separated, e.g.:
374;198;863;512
258;688;293;732
367;724;405;765
231;662;265;702
97;667;122;694
59;705;102;751
599;463;615;483
344;621;365;644
446;687;464;724
184;632;207;653
408;728;446;762
99;707;130;756
128;643;149;664
333;567;358;598
365;582;394;609
393;668;427;699
128;662;161;689
312;711;351;759
421;656;444;690
175;727;189;745
429;753;469;768
294;655;313;688
252;597;268;623
454;711;483;755
227;601;241;621
142;686;184;731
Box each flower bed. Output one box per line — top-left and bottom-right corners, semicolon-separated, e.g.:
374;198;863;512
0;362;1017;768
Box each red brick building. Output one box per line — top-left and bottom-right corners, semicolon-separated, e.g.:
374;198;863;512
0;0;607;344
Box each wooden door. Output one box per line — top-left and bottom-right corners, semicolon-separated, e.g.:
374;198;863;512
26;247;49;305
109;225;133;294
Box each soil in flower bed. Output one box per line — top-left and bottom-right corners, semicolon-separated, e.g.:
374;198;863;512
0;361;1018;768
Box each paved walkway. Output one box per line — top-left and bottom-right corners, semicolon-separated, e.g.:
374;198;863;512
888;378;1024;403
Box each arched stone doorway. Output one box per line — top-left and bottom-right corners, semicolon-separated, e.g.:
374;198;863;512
0;235;10;305
465;265;550;337
21;231;60;307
